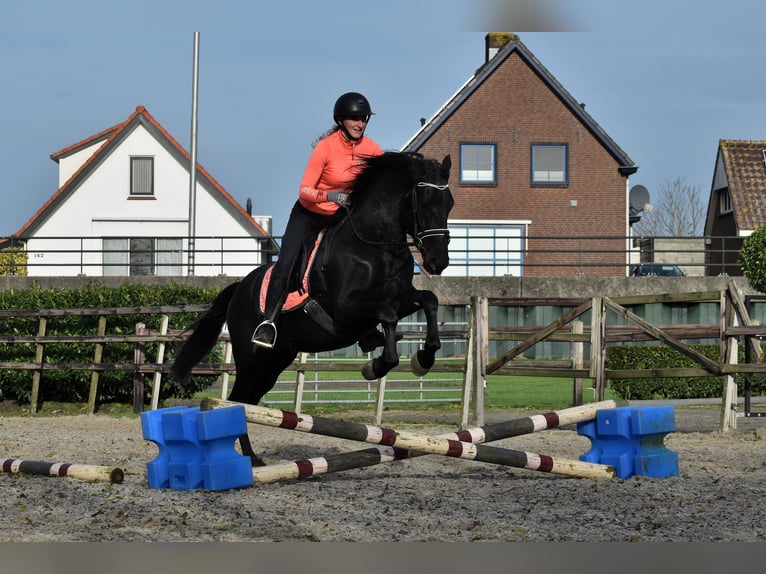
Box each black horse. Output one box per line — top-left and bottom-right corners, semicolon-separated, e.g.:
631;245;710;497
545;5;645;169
172;151;454;463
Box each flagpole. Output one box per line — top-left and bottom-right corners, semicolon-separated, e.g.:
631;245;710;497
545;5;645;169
187;31;200;276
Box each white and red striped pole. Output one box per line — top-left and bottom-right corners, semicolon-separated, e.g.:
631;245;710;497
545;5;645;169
2;458;124;483
202;399;616;481
247;400;616;483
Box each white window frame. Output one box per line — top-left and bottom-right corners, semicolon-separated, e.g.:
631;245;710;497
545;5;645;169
444;220;530;277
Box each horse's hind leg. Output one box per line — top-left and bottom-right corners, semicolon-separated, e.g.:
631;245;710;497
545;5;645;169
360;315;403;380
409;289;441;376
228;344;298;466
239;433;266;467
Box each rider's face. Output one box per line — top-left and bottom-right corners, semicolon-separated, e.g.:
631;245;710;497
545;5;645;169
340;116;369;140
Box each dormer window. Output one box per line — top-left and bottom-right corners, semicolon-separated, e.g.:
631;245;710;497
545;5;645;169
130;156;154;196
719;189;732;214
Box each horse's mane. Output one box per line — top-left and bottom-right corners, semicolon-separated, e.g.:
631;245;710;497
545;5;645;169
350;151;429;196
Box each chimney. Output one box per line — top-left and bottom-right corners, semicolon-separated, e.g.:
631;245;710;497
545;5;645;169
485;32;519;63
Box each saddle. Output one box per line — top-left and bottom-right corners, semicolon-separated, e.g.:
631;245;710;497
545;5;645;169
258;230;324;313
258;223;382;348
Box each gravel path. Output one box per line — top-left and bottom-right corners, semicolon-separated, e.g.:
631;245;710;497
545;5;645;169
1;403;764;542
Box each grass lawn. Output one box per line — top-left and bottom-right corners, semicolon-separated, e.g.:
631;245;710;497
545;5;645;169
192;370;620;413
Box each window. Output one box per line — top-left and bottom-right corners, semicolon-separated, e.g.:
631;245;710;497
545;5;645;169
130;156;154;196
155;238;182;276
531;144;567;184
103;237;182;276
444;223;525;277
719;189;732;214
103;238;129;276
460;143;496;184
129;237;154;276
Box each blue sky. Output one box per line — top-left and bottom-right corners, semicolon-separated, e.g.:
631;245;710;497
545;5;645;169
2;0;765;237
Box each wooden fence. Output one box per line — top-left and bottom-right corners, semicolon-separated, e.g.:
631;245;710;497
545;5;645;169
1;279;764;432
470;280;766;432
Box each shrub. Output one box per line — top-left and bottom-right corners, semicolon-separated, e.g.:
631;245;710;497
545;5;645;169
0;281;223;406
0;246;28;276
740;224;766;293
607;343;766;400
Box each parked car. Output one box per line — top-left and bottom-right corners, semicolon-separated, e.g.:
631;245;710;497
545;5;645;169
630;263;686;277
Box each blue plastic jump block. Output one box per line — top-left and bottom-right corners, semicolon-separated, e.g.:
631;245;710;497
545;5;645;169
577;405;679;480
140;405;253;491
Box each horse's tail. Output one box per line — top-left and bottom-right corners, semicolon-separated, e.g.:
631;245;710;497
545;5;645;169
172;281;240;383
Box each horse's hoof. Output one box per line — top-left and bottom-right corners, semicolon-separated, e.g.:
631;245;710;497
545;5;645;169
361;362;377;381
251;455;267;467
410;353;430;376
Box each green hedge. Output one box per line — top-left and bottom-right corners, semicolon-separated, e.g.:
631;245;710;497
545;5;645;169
607;343;766;400
0;281;223;406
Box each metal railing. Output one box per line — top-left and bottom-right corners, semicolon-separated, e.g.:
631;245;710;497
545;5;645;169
0;234;745;277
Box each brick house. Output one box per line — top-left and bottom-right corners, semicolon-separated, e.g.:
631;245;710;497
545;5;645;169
402;33;637;277
704;139;766;276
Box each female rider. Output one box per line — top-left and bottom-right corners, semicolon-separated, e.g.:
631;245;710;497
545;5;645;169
252;92;383;348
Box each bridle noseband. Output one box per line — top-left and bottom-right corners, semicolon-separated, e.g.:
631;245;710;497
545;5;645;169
411;181;451;251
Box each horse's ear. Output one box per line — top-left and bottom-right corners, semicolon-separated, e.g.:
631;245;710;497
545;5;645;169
441;155;451;178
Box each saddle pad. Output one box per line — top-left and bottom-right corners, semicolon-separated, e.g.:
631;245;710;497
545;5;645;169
259;232;323;313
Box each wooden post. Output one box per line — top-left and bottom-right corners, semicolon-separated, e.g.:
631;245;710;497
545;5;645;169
293;352;308;414
460;299;477;429
220;340;233;400
87;316;107;415
472;296;488;427
727;279;763;362
572;320;584;405
720;297;738;433
132;322;146;414
373;375;386;426
589;297;606;401
150;314;169;411
29;317;47;414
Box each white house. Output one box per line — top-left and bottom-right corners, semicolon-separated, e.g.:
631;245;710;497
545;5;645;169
10;105;272;277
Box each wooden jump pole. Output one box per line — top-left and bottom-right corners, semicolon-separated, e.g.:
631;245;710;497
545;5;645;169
2;458;124;483
202;398;616;480
248;400;617;484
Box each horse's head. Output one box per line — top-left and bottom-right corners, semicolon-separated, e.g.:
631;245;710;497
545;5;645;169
412;155;454;275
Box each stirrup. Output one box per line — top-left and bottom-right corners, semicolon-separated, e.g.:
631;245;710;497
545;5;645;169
251;320;277;349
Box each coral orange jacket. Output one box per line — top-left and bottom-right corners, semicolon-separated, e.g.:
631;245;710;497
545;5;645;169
298;129;383;215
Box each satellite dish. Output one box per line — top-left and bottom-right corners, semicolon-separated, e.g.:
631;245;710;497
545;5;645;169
629;185;650;211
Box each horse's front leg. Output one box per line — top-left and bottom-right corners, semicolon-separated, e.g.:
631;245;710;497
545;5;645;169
409;289;441;376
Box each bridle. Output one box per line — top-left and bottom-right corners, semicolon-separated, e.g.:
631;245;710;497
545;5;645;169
345;180;451;251
411;181;451;251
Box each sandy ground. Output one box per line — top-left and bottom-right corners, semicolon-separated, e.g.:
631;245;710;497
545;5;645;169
1;403;764;542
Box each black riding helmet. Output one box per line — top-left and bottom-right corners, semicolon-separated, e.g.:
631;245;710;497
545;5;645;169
333;92;374;124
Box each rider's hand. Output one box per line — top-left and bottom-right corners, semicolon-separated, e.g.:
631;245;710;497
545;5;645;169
327;191;351;207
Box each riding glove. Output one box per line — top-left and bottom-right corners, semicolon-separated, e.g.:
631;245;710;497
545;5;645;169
327;191;351;207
